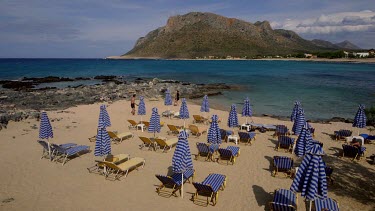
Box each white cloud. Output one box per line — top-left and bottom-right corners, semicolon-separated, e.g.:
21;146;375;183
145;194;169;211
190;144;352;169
271;10;375;34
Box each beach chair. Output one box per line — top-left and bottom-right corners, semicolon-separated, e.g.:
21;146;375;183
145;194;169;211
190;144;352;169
139;136;156;151
272;156;294;177
342;144;366;160
107;131;133;144
102;157;146;181
173;111;180;118
87;154;130;174
37;140;77;160
192;173;226;206
238;131;256;145
155;137;178;152
51;144;90;166
193;115;208;124
334;129;352;141
127;120;138;130
195;142;210;161
142;121;150;129
269;189;297;211
314;198;339;211
220;129;228;142
273;125;290;137
217;146;240;165
162;110;175;118
360;133;375;144
155;169;195;197
167;124;183;135
189;124;207;137
276;136;295;153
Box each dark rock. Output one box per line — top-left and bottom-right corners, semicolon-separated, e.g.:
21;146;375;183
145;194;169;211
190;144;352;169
75;77;91;80
94;75;116;80
22;76;74;83
36;87;57;91
2;81;34;90
0;114;10;125
329;117;347;122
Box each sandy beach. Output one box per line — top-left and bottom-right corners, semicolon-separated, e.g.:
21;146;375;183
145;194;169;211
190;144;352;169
0;99;374;211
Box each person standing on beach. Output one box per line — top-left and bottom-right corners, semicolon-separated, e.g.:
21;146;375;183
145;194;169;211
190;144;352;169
131;94;136;115
174;90;180;106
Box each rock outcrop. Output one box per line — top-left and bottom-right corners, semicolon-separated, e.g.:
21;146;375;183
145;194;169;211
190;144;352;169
122;12;352;59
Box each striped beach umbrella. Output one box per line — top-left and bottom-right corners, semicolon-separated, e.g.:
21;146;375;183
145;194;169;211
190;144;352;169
353;104;366;135
200;95;210;113
137;96;146;123
39;111;54;158
164;89;173;106
242;97;253;124
291;144;327;211
291;101;301;122
39;112;54;140
294;122;314;157
98;104;111;128
148;107;161;137
172;130;193;198
227;104;239;129
207;114;221;145
179;98;190;128
292;108;305;135
94;127;111;157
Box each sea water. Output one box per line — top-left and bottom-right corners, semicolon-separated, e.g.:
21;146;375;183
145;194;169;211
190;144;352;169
0;59;374;120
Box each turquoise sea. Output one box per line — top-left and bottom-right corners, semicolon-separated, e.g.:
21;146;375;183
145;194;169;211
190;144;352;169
0;59;374;120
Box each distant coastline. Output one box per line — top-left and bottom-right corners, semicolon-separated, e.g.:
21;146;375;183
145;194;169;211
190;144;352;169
106;56;375;64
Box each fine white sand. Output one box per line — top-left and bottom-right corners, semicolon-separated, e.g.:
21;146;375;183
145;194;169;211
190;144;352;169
0;99;374;210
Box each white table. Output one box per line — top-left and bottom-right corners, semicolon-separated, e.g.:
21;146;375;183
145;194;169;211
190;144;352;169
345;136;365;146
227;135;239;145
241;124;251;131
137;123;145;132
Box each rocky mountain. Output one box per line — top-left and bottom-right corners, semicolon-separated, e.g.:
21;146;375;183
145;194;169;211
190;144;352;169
121;12;356;59
335;40;361;50
312;39;361;50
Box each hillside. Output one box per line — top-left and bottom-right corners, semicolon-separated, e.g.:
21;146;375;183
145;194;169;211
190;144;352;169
121;12;354;59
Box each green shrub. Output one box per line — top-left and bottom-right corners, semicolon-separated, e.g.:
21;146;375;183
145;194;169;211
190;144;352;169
365;106;375;126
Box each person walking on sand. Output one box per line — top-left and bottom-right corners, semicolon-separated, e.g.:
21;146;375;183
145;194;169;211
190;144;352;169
174;90;180;106
131;94;136;115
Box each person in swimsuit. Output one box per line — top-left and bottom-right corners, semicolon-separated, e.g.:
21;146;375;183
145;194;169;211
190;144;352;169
174;90;180;106
131;94;136;115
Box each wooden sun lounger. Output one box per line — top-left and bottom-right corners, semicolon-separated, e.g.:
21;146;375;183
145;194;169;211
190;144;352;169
102;157;146;181
167;124;183;135
193;115;208;124
139;136;156;151
155;138;178;152
87;154;130;174
189;124;207;137
107;131;133;144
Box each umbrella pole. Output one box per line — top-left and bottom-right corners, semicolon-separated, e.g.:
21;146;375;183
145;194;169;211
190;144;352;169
309;200;312;211
47;138;52;161
181;173;184;198
183;119;186;129
246;117;248;124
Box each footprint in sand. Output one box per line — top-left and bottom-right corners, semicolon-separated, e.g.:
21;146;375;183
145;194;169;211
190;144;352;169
2;198;14;204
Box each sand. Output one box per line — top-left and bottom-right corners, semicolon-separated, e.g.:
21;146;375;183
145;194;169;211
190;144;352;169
0;99;374;211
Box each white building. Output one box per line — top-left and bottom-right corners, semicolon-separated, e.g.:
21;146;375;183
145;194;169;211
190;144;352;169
353;52;369;58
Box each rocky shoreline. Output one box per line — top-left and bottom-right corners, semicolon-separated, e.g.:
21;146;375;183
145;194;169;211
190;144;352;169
0;76;236;130
0;75;355;130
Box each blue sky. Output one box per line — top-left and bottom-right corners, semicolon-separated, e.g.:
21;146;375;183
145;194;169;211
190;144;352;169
1;0;374;58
